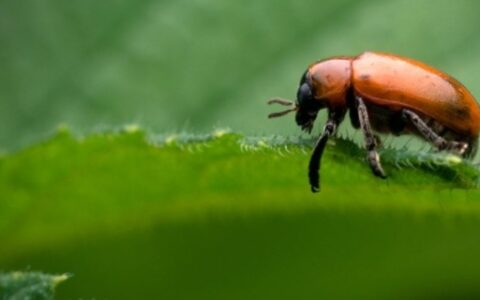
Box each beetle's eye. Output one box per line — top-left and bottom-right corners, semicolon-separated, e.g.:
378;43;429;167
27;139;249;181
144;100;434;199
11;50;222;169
297;83;312;106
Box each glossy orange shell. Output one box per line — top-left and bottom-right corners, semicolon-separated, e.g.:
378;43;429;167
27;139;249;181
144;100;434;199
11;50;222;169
351;52;480;137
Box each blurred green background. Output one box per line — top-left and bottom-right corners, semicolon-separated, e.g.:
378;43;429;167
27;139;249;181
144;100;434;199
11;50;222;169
2;1;480;300
1;0;480;150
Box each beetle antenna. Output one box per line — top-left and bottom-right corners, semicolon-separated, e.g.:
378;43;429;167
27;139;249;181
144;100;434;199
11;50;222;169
267;98;297;118
268;107;297;118
268;98;294;106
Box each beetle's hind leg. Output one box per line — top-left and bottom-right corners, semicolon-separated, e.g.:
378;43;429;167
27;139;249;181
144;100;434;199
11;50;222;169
355;96;387;178
401;109;468;156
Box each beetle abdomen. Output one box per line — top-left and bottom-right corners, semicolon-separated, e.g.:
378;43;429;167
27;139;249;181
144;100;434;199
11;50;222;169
361;101;477;157
352;52;480;137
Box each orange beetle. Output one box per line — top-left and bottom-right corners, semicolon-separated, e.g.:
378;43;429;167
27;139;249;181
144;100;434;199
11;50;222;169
268;51;480;192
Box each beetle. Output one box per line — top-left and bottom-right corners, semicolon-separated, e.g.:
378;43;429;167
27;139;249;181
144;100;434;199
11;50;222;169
267;51;480;192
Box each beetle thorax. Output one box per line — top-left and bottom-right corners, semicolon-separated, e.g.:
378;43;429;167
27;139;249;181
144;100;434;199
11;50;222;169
309;58;353;109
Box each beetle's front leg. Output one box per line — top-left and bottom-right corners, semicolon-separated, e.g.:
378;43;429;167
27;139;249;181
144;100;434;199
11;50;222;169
355;96;387;178
308;118;337;193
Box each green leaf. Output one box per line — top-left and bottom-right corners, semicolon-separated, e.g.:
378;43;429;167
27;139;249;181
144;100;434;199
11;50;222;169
0;272;69;300
1;129;480;299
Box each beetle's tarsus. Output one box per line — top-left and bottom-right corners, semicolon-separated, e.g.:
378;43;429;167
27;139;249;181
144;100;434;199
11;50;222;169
308;135;327;193
368;150;387;178
446;141;468;156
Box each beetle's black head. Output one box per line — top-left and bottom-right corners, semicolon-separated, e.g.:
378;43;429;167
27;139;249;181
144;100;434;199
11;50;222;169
294;71;324;133
267;70;324;133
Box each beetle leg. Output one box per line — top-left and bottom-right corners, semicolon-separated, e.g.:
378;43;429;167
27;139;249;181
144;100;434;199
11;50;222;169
355;96;387;178
309;118;337;193
401;109;468;155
